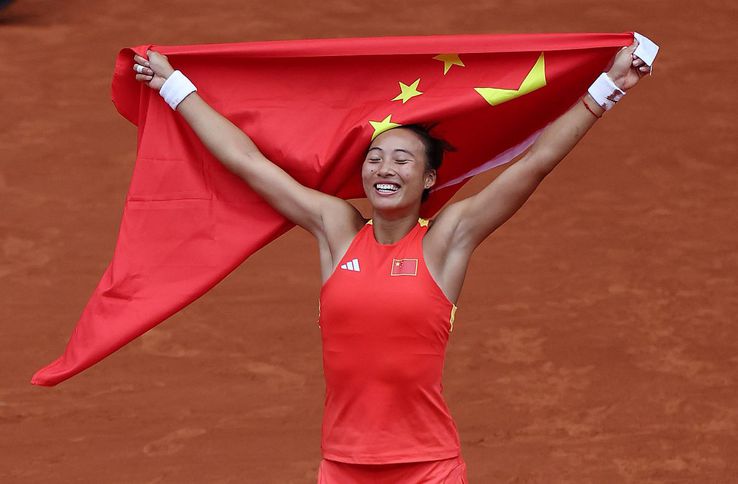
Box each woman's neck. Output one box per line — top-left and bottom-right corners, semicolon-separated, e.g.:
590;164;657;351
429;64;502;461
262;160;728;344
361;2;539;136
370;212;419;245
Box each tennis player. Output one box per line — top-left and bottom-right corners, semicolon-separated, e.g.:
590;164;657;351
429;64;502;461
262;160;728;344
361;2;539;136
132;39;650;482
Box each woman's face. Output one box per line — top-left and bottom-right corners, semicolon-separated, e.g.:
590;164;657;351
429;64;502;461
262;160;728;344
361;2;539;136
361;128;436;214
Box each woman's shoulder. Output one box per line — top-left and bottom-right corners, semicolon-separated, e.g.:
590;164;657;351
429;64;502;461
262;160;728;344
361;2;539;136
421;201;467;252
321;200;367;245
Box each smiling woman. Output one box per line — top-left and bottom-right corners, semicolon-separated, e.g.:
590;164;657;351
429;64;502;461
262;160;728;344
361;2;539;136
129;38;653;482
364;123;456;203
362;128;435;214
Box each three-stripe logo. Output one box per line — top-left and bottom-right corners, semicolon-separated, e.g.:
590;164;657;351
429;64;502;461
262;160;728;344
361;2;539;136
340;258;361;272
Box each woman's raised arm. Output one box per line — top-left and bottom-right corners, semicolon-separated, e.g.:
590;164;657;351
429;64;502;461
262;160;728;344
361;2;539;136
432;39;652;253
133;50;358;239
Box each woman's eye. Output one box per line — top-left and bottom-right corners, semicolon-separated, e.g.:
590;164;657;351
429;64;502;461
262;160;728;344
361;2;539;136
395;159;409;164
368;158;381;162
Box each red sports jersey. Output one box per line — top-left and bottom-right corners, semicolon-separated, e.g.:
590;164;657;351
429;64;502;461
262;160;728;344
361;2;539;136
318;218;461;464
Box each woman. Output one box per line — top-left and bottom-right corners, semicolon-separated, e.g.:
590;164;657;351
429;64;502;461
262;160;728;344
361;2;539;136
133;39;651;482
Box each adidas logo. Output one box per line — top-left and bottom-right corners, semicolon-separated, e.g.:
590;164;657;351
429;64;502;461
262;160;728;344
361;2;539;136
340;258;361;272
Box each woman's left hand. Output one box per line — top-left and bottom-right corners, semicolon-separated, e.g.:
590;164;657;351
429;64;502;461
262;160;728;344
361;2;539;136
606;39;652;92
132;49;175;91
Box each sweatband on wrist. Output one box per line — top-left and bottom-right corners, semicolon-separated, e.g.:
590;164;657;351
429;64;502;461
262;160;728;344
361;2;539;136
159;70;197;110
587;72;625;111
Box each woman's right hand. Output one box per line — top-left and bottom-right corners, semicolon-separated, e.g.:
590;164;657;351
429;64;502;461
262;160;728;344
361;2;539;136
133;49;175;91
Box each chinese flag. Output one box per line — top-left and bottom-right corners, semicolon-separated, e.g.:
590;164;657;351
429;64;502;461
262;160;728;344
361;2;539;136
32;32;635;386
392;259;419;276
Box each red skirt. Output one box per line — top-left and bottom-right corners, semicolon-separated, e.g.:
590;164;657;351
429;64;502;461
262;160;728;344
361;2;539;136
317;455;468;483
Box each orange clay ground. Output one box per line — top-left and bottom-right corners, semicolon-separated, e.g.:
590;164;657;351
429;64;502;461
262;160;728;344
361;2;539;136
1;1;736;482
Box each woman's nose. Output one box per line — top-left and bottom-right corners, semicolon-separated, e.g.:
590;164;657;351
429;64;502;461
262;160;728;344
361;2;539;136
377;160;395;176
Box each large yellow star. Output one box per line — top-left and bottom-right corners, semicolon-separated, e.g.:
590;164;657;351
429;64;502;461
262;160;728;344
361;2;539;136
474;52;547;106
392;78;423;104
433;53;465;75
369;114;401;140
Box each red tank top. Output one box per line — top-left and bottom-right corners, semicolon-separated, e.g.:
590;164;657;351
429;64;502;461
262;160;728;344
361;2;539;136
318;218;461;464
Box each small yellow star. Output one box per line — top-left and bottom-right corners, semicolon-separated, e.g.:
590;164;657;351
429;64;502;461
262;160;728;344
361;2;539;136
392;78;423;104
433;53;464;75
369;114;401;140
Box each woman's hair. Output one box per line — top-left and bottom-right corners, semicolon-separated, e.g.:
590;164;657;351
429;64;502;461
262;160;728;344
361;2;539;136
391;122;456;203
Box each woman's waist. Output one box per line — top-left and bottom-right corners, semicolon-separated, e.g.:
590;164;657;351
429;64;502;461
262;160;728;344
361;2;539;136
323;349;447;388
322;381;456;432
320;399;461;464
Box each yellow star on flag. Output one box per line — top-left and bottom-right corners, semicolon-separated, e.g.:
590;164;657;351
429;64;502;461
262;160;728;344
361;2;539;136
392;78;423;104
369;114;401;140
433;53;464;75
474;52;547;106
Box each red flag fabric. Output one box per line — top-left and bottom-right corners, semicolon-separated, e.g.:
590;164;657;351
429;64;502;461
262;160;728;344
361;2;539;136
32;32;634;386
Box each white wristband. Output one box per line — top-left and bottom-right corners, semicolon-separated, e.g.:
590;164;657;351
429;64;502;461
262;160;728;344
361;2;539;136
587;72;625;111
159;70;197;110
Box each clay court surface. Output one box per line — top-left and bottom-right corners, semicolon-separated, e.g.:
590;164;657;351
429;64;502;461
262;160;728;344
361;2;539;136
1;0;736;482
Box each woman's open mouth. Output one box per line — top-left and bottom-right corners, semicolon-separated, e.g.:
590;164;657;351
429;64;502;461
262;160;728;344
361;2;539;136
374;183;401;195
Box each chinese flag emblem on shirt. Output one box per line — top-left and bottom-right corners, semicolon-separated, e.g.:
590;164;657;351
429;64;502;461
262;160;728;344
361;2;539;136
32;32;638;386
391;259;419;276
